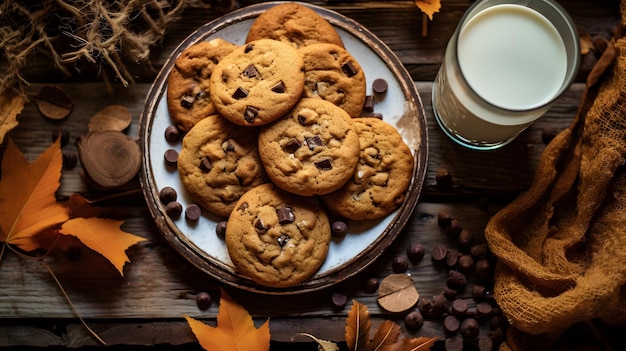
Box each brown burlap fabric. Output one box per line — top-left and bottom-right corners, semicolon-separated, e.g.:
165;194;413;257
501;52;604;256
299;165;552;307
484;3;626;350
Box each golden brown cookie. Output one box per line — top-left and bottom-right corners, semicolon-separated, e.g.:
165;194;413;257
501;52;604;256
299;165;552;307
321;118;414;220
166;38;238;132
246;3;344;48
177;114;269;217
225;183;331;288
258;98;360;196
299;43;367;117
209;39;305;126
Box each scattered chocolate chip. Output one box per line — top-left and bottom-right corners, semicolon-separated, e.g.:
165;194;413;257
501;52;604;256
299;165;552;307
458;254;475;275
404;310;424;330
244;105;258;123
451;298;468;314
314;159;332;171
363;95;375;112
331;220;348;236
305;135;323;149
443;286;458;300
372;78;388;94
276;207;295;224
222;140;235;152
431;293;449;316
254;219;267;233
284;139;302;154
476;301;493;316
407;242;425;263
331;292;348;309
52;127;70;147
435;168;453;189
437;210;453;228
446;249;459;268
472;284;486;301
164;149;179;166
444;315;460;335
277;234;290;247
445;336;464;351
181;95;195;108
185;204;202;221
243;64;259;78
392;255;409;273
244;43;254;53
199;157;213;172
216;221;227;239
62;151;78;169
341;61;358;77
165;125;181;143
196;292;212;310
431;244;448;262
458;229;474;250
363;277;379;293
470;243;490;260
166;201;183;218
460;318;479;339
447;270;467;291
417;297;433;314
475;259;491;279
447;219;463;238
271;81;286;93
232;86;249;99
238;202;249;211
478;336;494;351
159;186;177;204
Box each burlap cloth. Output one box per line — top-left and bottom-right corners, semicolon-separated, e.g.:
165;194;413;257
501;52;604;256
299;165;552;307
484;3;626;350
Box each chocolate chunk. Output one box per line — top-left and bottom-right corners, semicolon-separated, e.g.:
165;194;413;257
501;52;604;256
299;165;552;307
222;140;235;152
238;202;249;211
185;204;202;221
284;139;301;154
243;64;259;78
341;61;358;77
446;249;459;268
276;207;295;224
164;149;179;166
451;299;468;314
431;244;448;262
199;157;213;172
164;125;181;143
232;87;249;99
404;311;424;330
181;95;195;108
244;43;254;53
372;78;388;94
363;95;375;112
254;218;267;233
159;186;177;204
271;80;286;93
444;315;460;335
305;135;323;149
314;159;332;171
244;105;258;123
166;201;183;218
277;234;290;247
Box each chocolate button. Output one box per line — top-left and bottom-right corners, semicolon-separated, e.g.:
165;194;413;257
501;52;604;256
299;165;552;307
276;207;295;224
159;186;177;204
166;201;183;218
164;149;179;166
164;125;181;143
185;204;202;221
372;78;388;94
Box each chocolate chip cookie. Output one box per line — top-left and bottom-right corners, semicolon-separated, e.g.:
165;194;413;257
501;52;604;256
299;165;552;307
167;38;238;132
225;183;331;288
258;98;360;196
209;39;305;126
321;117;414;220
246;2;344;49
299;43;367;117
177;114;269;217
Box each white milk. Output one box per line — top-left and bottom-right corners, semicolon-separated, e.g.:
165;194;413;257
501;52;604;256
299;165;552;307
433;4;568;146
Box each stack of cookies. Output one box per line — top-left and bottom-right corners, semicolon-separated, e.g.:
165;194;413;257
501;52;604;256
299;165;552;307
165;3;414;288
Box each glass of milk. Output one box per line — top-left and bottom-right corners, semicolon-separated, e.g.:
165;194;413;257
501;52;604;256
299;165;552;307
432;0;580;150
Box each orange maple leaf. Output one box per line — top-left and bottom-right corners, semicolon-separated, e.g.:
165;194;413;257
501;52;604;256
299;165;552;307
185;290;270;351
0;138;69;251
59;217;146;275
415;0;441;20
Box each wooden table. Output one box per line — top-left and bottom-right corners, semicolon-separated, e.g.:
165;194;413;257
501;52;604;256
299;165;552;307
1;0;621;350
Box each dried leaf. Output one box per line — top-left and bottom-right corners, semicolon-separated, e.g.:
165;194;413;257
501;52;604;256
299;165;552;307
0;139;69;251
368;320;401;351
185;290;270;351
345;300;371;351
415;0;441;20
88;105;132;132
35;85;73;120
0;90;25;144
295;333;340;351
394;336;438;351
59;217;146;276
377;274;420;313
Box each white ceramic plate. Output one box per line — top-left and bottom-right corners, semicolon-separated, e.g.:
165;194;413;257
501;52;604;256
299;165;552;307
139;1;428;294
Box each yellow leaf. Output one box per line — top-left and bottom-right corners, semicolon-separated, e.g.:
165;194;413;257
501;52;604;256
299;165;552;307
415;0;441;20
185;290;270;351
0;90;26;144
0;139;69;251
59;217;146;275
345;300;371;351
295;333;340;351
395;336;438;351
368;320;400;351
